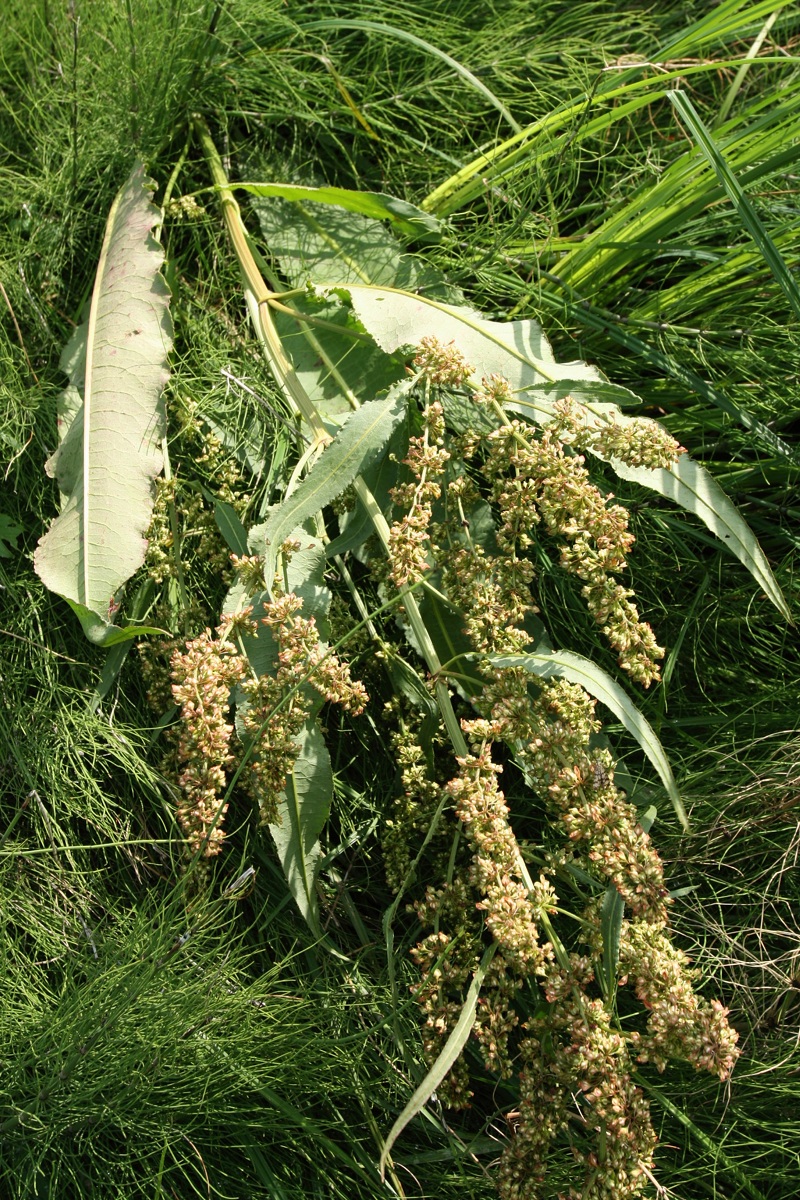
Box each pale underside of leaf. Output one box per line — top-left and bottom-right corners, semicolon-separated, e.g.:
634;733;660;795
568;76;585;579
340;284;599;399
34;161;172;643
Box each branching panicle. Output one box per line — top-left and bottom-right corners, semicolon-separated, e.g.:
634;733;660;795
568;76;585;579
170;619;246;856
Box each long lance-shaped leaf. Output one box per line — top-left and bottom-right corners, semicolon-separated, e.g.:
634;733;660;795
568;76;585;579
609;453;792;624
234;181;441;241
505;392;792;621
488;648;689;830
34;162;171;644
269;717;332;937
379;943;497;1178
258;381;411;587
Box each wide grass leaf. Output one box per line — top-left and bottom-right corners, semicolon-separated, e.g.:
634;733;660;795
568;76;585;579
490;648;688;829
34;162;171;644
668;89;800;321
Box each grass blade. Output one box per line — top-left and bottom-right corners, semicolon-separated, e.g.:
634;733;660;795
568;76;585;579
668;88;800;321
301;18;521;135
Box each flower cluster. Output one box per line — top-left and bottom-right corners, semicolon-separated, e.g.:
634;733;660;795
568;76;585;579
166;193;206;221
170;619;246;856
409;903;527;1097
552;397;686;472
508;679;669;922
446;720;552;976
240;591;367;823
409;929;477;1108
384;346;738;1200
481;419;664;687
499;954;658;1200
388;400;450;587
382;718;445;892
620;920;740;1079
412;336;473;388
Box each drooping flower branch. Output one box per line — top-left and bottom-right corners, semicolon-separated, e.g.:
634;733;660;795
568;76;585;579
380;339;738;1200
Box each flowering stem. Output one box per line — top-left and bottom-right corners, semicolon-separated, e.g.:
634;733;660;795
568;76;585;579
352;476;468;759
193;115;330;447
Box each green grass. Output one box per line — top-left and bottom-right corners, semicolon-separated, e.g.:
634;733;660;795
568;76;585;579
2;1;800;1197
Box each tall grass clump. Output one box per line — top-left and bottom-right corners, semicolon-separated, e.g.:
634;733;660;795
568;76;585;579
1;1;799;1198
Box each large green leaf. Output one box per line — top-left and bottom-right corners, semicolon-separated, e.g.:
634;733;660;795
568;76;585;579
251;197;455;421
269;717;332;936
489;648;688;830
326;421;409;559
258;382;411;587
253;196;457;294
34;162;172;644
271;294;405;422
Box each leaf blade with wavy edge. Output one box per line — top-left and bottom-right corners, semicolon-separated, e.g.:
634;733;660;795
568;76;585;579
268;717;331;937
236;181;441;242
379;942;497;1178
34;162;172;645
258;381;411;587
488;648;688;830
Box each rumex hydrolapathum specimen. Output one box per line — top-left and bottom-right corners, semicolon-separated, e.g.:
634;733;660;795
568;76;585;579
387;341;737;1200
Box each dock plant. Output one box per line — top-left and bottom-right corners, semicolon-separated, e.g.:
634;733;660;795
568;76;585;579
4;1;800;1197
